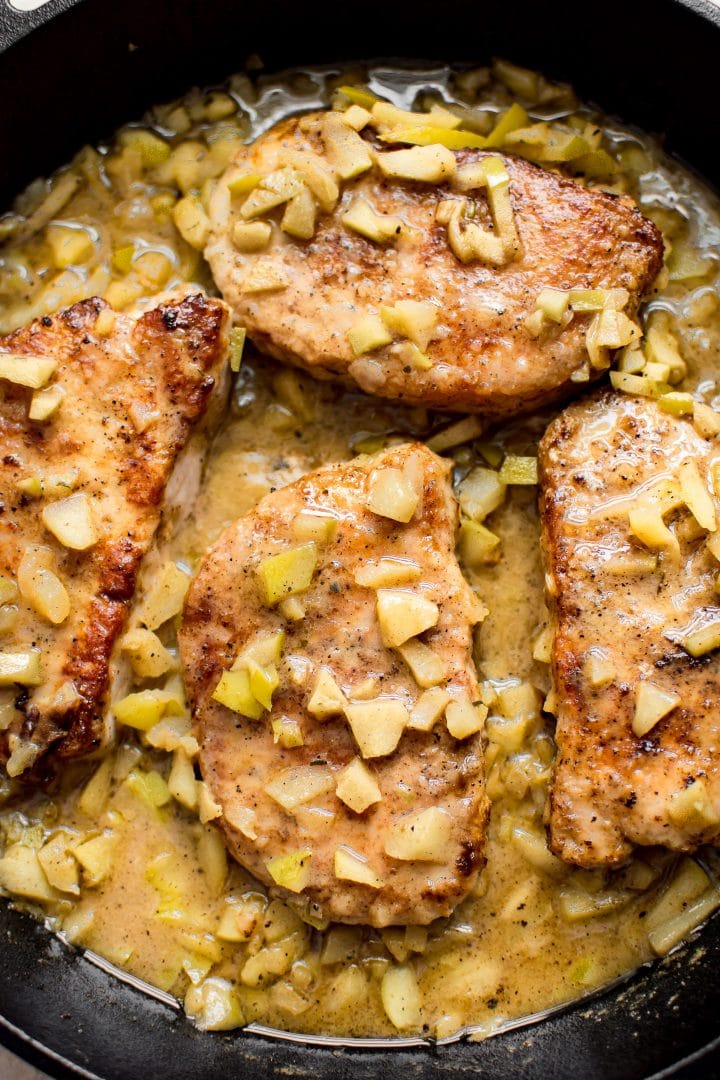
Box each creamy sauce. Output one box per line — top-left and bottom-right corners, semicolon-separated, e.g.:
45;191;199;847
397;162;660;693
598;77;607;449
1;61;720;1041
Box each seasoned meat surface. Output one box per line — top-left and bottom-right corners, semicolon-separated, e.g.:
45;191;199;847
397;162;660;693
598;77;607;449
180;443;489;926
0;293;230;777
207;111;663;416
541;390;720;866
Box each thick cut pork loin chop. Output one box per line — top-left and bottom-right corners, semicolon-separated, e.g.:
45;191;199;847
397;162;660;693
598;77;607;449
541;391;720;866
180;443;489;926
0;293;231;778
206;109;663;416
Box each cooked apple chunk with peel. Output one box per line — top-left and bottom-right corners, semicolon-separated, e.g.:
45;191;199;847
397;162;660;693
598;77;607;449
180;442;488;925
0;293;231;776
207;110;662;415
540;390;720;867
384;807;455;862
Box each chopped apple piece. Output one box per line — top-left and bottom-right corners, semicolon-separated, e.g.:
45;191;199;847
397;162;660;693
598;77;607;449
376;589;439;647
73;833;116;887
307;667;347;718
678;458;716;532
668;779;720;829
120;627;175;678
628;504;678;556
265;848;312;892
347;314;393;357
384;806;453;861
342;104;372;131
0;844;56;902
380;300;438;351
225;804;257;839
256;542;317;605
354;557;420;588
380;964;421;1030
135;561;190;630
367;466;419;523
632;681;680;737
0;574;18;605
408;686;453;731
681;619;720;658
292;512;338;544
240;259;289;294
344;698;408;758
334;846;383;888
376;145;456;183
281;184;317;240
198;782;223;824
271;716;304;748
168;748;199;812
458;519;501;568
396;638;448;688
321;113;373;180
29;384;66;421
264;765;335;811
336;757;382;813
584;651;615;688
458;467;507;521
279;149;339;212
38;832;80;894
370;101;461;133
445;697;487;739
211;669;264;719
17;544;70;625
0;650;42;686
0;353;57;389
42;492;97;550
185;978;245;1031
342;199;403;244
232;220;272;252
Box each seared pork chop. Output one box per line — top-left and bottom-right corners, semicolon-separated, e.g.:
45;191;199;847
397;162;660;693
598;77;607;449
0;293;231;777
206;110;663;416
541;390;720;866
180;443;488;926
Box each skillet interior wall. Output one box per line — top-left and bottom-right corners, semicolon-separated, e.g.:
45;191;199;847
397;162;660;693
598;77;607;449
1;0;720;204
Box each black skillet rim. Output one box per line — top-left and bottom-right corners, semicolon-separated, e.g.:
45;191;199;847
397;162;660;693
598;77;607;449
2;0;720;1075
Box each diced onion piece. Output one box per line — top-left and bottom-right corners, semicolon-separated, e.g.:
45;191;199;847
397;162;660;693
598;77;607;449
445;198;505;266
499;455;538;485
354;557;420;589
669;779;720;831
321;113;373;180
173;195;210;249
633;681;680;737
17;545;70;625
29;384;66;421
292;512;337;544
264;765;335;811
281;184;317;240
379;300;438;352
446;697;487;739
185;978;245;1031
426;415;483;453
279;149;340;213
681;619;720;658
0;844;56;902
225;804;257;839
211;669;264;719
648;888;720;957
408;686;453;732
584;651;615;688
376;145;456;183
114;688;184;731
265;849;312;893
678;458;716;532
136;561;190;629
0;650;42;686
645;858;712;934
396;638;448;688
342;199;403;244
334;846;383;888
256;542;317;606
459;519;501;568
335;757;382;813
511;825;564;876
307;667;347;718
197;782;223;824
367;466;419;523
0;353;57;389
240;259;289;294
344;698;408;758
628;505;678;556
38;833;80;894
42;492;97;550
279;596;305;621
347;315;393;356
376;589;439;648
381;965;422;1030
384;807;453;861
0;574;18;606
78;756;114;818
232;220;272;252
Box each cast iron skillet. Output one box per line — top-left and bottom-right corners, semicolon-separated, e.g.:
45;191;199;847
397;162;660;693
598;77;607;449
2;0;720;1075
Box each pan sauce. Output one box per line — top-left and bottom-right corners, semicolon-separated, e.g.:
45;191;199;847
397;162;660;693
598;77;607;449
1;61;720;1040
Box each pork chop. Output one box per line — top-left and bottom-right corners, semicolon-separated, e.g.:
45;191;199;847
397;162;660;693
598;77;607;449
0;293;231;778
179;443;489;926
206;109;663;416
540;390;720;866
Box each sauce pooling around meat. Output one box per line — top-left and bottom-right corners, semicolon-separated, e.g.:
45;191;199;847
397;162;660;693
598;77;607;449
0;61;719;1040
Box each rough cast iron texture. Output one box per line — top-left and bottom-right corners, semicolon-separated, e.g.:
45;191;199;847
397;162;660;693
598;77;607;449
2;0;720;1075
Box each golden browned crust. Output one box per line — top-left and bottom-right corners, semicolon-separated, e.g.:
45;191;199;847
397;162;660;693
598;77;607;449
207;112;663;416
540;390;720;866
180;443;489;926
0;293;231;774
